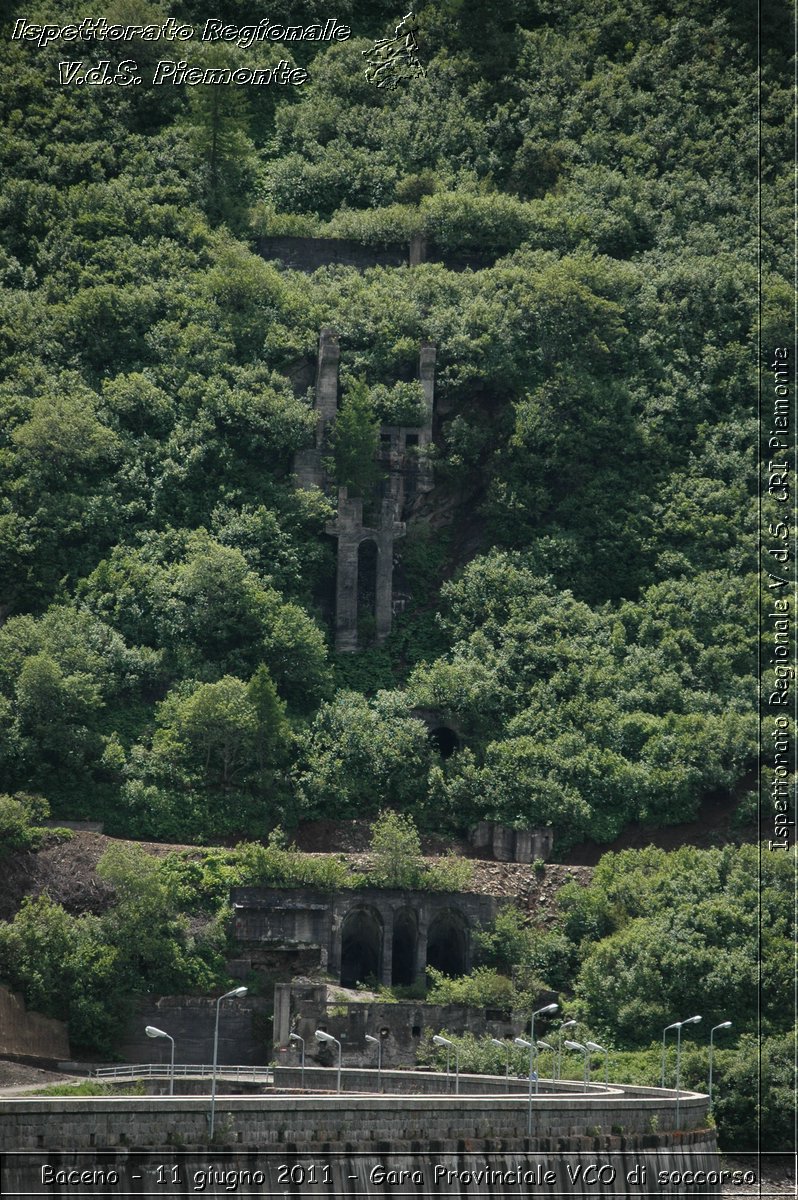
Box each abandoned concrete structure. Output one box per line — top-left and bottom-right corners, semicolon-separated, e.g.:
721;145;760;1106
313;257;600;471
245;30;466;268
294;330;436;651
231;887;499;988
273;981;531;1068
469;822;554;863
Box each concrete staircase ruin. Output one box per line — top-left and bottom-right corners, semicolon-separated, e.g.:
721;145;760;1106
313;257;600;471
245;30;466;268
294;329;437;652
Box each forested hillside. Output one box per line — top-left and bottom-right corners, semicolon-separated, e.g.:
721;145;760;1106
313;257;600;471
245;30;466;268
0;0;787;849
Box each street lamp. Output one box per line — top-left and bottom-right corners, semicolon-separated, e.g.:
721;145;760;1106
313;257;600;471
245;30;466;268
365;1034;383;1093
490;1038;511;1092
144;1027;174;1094
529;1003;558;1097
433;1035;459;1094
288;1032;305;1090
536;1040;553;1083
675;1016;702;1129
209;986;247;1141
513;1037;536;1136
585;1041;609;1089
708;1021;732;1111
564;1040;589;1086
557;1020;578;1080
661;1015;700;1087
315;1030;342;1094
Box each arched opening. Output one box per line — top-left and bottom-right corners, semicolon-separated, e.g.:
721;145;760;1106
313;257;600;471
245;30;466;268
340;908;382;987
428;726;459;758
426;909;468;978
357;538;378;645
391;909;418;986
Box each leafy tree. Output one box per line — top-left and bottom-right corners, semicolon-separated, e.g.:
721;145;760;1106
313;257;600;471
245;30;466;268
328;378;382;498
368;809;425;888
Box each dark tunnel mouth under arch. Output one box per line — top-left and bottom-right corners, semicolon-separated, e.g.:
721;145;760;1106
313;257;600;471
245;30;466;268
391;909;418;987
426;909;467;977
428;726;459;758
340;908;382;987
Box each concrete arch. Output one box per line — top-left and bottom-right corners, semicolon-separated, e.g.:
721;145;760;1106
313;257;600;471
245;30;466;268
391;908;418;987
340;906;383;987
426;908;468;978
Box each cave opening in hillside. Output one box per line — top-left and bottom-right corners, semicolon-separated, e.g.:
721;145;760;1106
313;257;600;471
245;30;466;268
340;909;382;987
428;726;459;758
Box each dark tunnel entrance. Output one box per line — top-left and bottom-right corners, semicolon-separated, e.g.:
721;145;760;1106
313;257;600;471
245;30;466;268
426;910;467;977
391;910;418;986
428;726;459;758
340;909;382;987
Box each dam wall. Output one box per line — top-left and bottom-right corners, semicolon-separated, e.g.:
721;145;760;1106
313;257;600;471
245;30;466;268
0;1074;722;1194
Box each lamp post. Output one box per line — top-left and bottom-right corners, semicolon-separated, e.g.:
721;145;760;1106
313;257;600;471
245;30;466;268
209;986;247;1141
514;1037;535;1136
585;1041;608;1089
564;1040;589;1086
529;1003;558;1096
365;1034;383;1093
314;1030;342;1094
536;1040;553;1085
433;1035;459;1094
661;1021;681;1087
490;1038;511;1092
288;1032;305;1091
708;1021;732;1111
557;1020;578;1080
675;1016;702;1129
144;1022;174;1099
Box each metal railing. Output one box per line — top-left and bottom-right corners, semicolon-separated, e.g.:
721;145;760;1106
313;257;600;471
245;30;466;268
93;1064;272;1081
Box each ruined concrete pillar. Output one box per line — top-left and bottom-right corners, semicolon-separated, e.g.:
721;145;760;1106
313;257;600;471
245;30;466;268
415;919;428;985
418;341;436;423
334;537;359;653
315;327;340;445
273;983;292;1047
380;922;393;987
375;537;394;644
409;233;427;266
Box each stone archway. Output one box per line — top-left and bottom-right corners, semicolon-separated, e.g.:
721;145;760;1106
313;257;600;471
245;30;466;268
426;908;468;977
340;908;382;987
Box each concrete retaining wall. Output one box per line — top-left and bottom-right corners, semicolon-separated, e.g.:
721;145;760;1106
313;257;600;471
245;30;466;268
0;1083;711;1151
0;1137;723;1197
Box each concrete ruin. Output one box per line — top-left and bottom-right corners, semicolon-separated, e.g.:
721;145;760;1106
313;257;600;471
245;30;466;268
272;981;533;1068
294;330;437;652
469;822;554;863
231;886;499;989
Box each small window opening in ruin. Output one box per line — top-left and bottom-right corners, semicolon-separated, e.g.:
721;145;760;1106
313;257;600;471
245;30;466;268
428;726;459;758
412;1025;422;1038
405;433;419;448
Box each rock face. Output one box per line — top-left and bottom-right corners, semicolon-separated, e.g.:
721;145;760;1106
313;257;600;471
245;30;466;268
294;330;437;652
0;986;69;1063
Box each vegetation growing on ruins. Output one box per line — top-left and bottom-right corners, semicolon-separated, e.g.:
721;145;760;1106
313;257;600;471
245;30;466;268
0;0;789;1155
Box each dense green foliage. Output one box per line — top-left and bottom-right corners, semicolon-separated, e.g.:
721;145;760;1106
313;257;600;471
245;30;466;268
0;0;787;1153
0;0;775;847
429;844;794;1151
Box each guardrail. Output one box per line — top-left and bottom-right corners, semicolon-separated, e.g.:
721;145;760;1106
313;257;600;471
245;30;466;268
93;1064;272;1081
